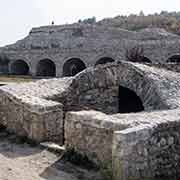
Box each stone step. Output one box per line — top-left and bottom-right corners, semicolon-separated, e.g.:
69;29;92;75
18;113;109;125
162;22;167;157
40;142;65;153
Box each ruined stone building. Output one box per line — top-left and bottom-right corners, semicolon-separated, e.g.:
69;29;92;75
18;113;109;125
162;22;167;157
0;24;180;77
1;24;180;180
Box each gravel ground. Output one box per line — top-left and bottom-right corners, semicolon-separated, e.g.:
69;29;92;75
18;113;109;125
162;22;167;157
0;131;103;180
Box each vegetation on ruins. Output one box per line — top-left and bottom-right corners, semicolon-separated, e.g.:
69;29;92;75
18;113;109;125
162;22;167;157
125;45;151;63
61;148;99;170
78;16;96;24
79;11;180;35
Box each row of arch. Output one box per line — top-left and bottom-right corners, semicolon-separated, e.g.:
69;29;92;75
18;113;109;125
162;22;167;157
10;57;117;77
10;59;56;76
9;55;180;77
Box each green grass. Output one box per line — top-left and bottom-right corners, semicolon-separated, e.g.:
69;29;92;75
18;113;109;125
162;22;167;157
0;75;35;83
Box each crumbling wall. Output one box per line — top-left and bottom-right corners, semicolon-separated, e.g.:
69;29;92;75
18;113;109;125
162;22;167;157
113;109;180;180
147;63;180;73
64;62;175;114
73;86;119;114
0;90;64;143
64;111;128;164
65;109;180;180
1;24;180;77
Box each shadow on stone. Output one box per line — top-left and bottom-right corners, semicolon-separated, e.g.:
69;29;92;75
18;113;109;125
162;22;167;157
0;129;42;158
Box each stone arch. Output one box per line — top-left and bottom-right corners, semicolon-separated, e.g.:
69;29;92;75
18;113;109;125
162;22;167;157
95;57;115;66
10;60;29;75
118;85;144;113
167;55;180;63
65;63;167;114
63;58;86;77
36;59;56;77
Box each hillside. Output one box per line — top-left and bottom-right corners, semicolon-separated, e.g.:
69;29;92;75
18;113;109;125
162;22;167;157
79;11;180;35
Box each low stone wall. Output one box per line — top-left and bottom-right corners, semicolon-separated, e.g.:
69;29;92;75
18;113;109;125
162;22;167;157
113;109;180;180
0;90;64;143
64;110;131;164
64;110;151;164
65;109;180;180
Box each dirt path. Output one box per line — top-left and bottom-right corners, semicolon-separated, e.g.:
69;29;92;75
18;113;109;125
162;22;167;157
0;132;103;180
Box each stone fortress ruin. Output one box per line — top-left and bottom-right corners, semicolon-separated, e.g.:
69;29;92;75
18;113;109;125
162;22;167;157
1;24;180;179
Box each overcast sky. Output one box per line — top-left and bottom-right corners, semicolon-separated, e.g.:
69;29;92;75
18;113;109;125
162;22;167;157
0;0;179;46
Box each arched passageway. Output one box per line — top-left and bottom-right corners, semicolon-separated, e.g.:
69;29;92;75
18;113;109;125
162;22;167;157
36;59;56;77
63;58;86;77
118;85;144;113
95;57;115;66
167;55;180;63
10;60;29;75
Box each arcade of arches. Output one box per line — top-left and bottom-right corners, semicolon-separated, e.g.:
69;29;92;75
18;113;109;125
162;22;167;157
167;55;180;63
8;56;153;78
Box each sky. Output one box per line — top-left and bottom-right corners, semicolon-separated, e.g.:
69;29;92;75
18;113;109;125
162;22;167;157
0;0;179;46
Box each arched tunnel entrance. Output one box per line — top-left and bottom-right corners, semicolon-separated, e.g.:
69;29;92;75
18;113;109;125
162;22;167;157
36;59;56;77
118;86;144;113
95;57;115;66
63;58;86;77
10;60;29;75
167;55;180;63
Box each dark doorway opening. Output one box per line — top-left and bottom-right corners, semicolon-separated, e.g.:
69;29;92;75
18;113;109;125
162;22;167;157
63;58;86;77
167;55;180;63
36;59;56;77
119;86;144;113
11;60;29;75
95;57;115;66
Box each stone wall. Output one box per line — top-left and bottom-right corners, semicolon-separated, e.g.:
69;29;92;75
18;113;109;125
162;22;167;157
72;86;119;114
0;90;64;143
113;109;180;180
64;62;180;113
147;63;180;73
64;110;130;164
64;109;180;180
1;24;180;77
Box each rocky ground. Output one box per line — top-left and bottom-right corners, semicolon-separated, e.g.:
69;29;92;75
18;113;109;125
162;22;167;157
0;129;104;180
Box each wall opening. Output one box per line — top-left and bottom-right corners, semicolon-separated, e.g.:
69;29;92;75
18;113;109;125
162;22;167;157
95;57;115;66
36;59;56;77
167;55;180;63
141;56;152;63
10;60;29;75
63;58;86;77
119;86;144;113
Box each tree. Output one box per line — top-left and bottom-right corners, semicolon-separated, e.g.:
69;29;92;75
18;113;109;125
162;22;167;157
80;16;96;24
139;11;145;16
125;45;145;62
